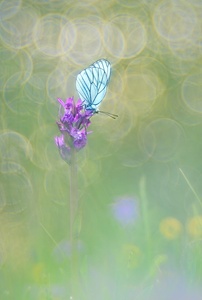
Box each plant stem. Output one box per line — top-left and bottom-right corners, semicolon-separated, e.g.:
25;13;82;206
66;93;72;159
69;148;79;299
179;168;202;206
70;148;78;245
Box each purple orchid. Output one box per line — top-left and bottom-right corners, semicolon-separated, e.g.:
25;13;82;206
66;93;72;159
55;97;93;163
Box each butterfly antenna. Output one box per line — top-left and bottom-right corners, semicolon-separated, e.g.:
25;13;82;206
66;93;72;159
98;110;118;119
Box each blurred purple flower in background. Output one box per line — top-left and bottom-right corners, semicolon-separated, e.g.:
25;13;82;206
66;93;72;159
149;269;202;300
111;196;138;226
55;97;93;163
52;239;85;262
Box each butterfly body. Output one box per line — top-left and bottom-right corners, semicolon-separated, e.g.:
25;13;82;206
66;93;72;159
76;59;111;113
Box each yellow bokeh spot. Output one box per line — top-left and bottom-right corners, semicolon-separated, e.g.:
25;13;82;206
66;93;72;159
159;217;182;240
122;244;142;269
32;262;47;283
187;216;202;238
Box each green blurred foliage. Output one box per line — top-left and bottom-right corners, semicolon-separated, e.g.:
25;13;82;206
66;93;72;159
1;0;202;298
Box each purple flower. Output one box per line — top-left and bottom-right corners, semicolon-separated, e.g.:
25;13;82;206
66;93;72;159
52;239;85;261
70;127;87;149
54;135;71;162
111;196;138;226
55;97;93;163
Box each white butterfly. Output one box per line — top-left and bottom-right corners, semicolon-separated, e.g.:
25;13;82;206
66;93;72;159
76;59;111;113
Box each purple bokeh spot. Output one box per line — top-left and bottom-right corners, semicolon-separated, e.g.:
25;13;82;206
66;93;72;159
53;239;85;262
111;196;138;226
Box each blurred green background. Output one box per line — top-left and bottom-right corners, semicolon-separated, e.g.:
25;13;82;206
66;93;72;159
1;0;202;299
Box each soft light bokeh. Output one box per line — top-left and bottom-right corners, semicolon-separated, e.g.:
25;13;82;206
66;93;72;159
1;0;202;299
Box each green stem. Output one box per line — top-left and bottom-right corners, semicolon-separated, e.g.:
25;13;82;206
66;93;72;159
139;176;152;259
179;168;202;207
69;148;79;299
70;148;78;244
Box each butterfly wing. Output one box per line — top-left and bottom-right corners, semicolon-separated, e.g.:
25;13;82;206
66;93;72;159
76;59;111;111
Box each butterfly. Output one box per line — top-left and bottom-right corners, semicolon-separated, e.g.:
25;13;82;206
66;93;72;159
76;59;117;118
